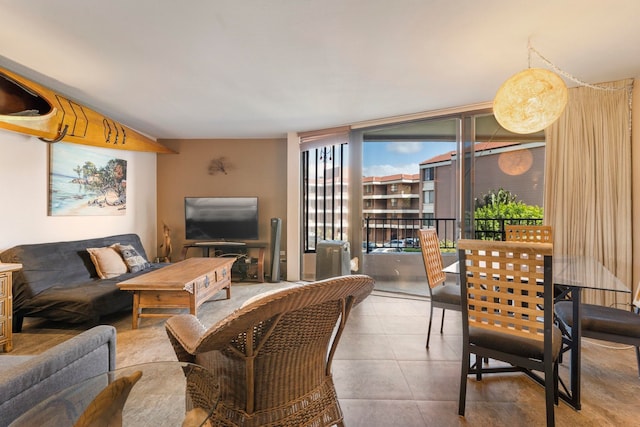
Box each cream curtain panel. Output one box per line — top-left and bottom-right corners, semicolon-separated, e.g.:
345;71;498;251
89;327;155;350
545;78;634;307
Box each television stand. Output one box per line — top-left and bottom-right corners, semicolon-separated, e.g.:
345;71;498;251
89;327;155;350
181;241;267;282
194;241;246;247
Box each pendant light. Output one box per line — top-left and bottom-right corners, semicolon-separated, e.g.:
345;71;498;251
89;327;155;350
493;42;568;134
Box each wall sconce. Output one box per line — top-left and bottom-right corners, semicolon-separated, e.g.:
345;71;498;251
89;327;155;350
493;42;568;134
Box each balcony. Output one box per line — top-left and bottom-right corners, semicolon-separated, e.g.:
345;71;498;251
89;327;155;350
362;216;544;252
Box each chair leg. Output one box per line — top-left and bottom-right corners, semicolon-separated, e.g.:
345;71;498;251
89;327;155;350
635;346;640;378
426;303;434;348
440;308;446;333
458;344;470;416
553;360;559;405
544;360;556;427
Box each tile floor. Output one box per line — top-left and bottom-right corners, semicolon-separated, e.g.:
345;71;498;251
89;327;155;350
11;282;640;426
334;290;640;427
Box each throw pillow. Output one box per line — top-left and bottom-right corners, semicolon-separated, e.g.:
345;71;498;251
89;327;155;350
86;246;128;279
114;244;150;273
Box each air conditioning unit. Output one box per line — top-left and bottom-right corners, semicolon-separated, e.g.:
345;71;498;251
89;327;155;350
316;240;351;280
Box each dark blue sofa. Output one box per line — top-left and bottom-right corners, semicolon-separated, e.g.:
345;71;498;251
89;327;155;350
0;234;163;331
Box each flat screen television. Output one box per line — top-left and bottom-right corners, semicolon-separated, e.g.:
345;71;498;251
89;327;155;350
185;197;259;241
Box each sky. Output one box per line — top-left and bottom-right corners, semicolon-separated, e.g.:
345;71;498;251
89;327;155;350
362;141;456;177
51;142;126;177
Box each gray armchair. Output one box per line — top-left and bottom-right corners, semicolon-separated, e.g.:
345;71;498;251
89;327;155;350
0;325;116;426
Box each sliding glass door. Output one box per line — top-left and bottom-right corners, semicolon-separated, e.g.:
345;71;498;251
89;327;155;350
357;111;545;295
359;116;461;295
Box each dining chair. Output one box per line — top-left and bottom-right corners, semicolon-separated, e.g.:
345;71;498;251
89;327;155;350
418;228;461;348
555;285;640;377
165;274;375;427
505;224;553;243
457;239;561;427
506;225;563;301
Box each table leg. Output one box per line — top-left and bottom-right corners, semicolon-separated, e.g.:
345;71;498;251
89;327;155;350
256;247;265;282
556;285;582;410
570;287;582;410
189;295;197;317
132;292;141;329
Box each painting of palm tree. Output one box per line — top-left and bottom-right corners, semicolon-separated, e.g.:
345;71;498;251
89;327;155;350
49;142;127;216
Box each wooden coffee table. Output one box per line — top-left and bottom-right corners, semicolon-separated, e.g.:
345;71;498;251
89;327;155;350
117;257;234;329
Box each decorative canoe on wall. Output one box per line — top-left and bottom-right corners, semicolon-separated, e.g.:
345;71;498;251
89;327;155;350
0;66;175;153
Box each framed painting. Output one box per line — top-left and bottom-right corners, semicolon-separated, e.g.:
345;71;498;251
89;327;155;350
49;142;127;216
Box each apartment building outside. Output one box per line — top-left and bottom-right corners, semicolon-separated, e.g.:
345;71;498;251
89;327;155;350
362;173;421;248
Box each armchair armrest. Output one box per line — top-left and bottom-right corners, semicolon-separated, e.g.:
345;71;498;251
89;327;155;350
165;314;207;362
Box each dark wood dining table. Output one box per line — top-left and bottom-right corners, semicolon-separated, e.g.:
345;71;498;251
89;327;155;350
444;255;632;410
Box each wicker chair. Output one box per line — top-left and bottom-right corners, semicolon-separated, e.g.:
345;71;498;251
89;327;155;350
418;228;461;348
165;274;375;427
457;239;560;427
505;224;552;243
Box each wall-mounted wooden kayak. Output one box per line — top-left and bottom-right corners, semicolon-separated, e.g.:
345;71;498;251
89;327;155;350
0;67;175;153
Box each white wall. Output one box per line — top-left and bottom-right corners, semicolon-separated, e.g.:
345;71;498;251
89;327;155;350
0;128;158;256
286;132;301;281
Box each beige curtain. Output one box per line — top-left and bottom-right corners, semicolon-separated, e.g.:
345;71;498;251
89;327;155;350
545;78;634;307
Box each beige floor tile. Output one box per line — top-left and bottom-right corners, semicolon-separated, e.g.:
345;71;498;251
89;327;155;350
335;333;395;360
390;334;460;361
333;359;414;400
340;399;427;427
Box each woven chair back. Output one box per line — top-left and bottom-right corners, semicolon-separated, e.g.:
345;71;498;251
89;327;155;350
505;225;552;244
181;274;375;426
419;229;446;289
457;239;553;341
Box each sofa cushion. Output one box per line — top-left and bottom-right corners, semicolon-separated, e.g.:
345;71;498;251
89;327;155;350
18;264;165;324
22;281;132;323
87;246;128;279
114;243;150;273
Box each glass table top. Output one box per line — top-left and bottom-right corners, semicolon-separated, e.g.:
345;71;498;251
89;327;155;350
444;255;631;294
10;361;218;427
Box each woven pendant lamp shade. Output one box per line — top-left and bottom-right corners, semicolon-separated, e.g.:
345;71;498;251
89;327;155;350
493;68;568;134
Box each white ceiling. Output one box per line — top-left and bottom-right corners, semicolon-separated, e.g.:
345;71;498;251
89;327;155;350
1;0;639;140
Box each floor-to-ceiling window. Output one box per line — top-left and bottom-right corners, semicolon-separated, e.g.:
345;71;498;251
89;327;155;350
359;116;460;295
357;111;545;296
461;113;546;242
299;127;351;281
298;111;545;291
302;143;349;253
